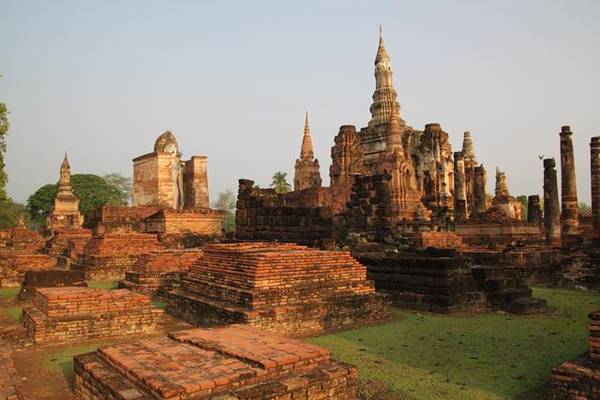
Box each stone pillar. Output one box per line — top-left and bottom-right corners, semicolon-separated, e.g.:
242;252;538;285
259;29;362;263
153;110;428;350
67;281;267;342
591;136;600;232
543;158;561;246
473;165;487;215
559;126;579;245
527;195;541;225
453;151;467;221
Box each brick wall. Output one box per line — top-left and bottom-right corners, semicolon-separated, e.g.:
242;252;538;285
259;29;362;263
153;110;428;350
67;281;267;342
22;287;163;344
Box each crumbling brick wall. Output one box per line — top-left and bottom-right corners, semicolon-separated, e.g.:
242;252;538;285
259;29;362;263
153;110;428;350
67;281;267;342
235;179;337;247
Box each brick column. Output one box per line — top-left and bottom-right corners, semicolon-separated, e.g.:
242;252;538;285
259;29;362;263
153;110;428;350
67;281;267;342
591;136;600;232
559;126;579;246
453;151;467;221
527;195;541;225
543;158;560;246
473;165;487;215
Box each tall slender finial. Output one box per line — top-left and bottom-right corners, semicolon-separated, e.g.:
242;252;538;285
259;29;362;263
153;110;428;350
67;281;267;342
304;111;309;133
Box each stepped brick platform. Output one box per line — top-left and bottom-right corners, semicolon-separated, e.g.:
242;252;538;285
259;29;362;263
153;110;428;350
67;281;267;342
471;266;547;314
119;249;204;297
0;226;56;287
19;270;87;300
167;243;391;336
462;245;560;285
74;324;358;400
45;228;93;267
71;233;164;280
357;250;485;313
22;287;163;344
552;310;600;399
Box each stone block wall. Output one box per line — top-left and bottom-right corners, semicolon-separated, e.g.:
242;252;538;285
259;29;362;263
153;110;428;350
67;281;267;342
0;253;56;288
22;287;163;344
145;209;224;236
19;270;87;300
168;242;391;336
74;324;358;400
84;206;160;233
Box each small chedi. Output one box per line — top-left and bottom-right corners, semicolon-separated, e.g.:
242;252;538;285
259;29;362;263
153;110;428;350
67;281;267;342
22;287;163;344
167;242;391;335
119;248;204;296
47;153;84;231
74;325;358;400
551;309;600;399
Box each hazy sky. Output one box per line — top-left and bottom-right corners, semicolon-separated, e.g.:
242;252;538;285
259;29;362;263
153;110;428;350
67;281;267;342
1;1;599;205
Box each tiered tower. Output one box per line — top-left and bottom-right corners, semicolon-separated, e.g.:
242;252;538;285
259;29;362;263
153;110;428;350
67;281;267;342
293;112;322;191
48;153;83;230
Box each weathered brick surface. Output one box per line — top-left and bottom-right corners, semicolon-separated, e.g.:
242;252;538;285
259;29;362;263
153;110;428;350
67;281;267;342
73;325;358;400
0;226;56;287
168;243;390;336
0;334;21;400
22;287;163;344
119;249;204;297
551;309;600;399
19;270;87;300
145;209;224;236
72;233;164;281
358;251;485;313
85;206;161;233
235;180;337;247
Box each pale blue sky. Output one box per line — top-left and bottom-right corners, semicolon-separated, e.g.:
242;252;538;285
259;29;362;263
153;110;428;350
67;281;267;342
1;1;599;204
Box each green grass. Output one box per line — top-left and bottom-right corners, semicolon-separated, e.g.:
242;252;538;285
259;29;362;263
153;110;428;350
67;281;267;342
44;343;110;380
152;299;167;309
4;306;22;323
308;287;600;400
0;287;19;299
88;281;118;290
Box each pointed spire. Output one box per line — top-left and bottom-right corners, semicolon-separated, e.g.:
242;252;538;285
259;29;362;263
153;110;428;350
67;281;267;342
58;152;73;192
61;151;70;170
369;25;404;129
300;111;314;160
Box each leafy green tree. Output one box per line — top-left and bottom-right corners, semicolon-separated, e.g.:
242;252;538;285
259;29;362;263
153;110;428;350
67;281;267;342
102;172;132;204
26;174;127;227
270;171;291;194
212;189;237;233
0;198;25;229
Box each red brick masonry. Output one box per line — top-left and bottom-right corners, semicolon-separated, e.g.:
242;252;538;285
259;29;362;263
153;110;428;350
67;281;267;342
551;309;600;399
22;287;163;344
167;242;391;336
119;249;204;297
74;324;358;399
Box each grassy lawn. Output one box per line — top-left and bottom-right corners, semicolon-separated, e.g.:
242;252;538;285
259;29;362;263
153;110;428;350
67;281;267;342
43;343;112;380
87;281;118;290
0;287;20;299
308;287;600;400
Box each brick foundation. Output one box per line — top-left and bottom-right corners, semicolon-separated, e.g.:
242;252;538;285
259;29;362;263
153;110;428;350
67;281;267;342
71;233;164;281
119;249;204;297
551;310;600;399
167;242;390;336
19;270;87;300
22;287;163;344
74;324;358;400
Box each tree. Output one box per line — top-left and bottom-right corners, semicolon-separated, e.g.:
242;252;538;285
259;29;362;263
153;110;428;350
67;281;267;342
26;174;127;227
212;189;237;233
0;198;25;229
102;173;132;204
0;77;10;202
270;171;291;194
